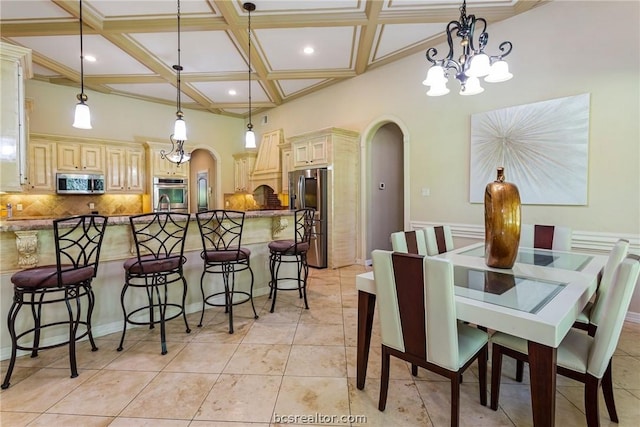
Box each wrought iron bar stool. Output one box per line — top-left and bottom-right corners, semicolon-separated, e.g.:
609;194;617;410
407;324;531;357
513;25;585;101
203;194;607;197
195;210;257;334
2;215;108;389
267;208;315;313
117;212;190;355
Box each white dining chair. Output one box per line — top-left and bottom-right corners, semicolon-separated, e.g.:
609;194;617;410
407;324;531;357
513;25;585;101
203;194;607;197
514;238;630;382
423;225;455;255
573;239;630;335
390;230;428;255
489;256;640;427
519;224;572;251
372;250;488;427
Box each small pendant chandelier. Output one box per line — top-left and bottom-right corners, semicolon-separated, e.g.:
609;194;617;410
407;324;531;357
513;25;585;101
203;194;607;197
244;2;256;149
72;0;91;129
162;0;191;165
422;0;513;96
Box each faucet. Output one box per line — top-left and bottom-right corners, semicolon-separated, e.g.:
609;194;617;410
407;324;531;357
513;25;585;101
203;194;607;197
156;194;171;212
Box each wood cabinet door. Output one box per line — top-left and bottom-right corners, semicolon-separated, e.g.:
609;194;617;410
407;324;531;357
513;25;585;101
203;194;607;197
293;142;310;168
127;148;145;192
57;143;81;171
106;147;145;192
105;147;126;191
308;137;328;165
27;141;55;192
81;145;104;172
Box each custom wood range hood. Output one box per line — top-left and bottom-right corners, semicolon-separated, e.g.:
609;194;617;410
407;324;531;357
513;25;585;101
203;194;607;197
249;129;283;193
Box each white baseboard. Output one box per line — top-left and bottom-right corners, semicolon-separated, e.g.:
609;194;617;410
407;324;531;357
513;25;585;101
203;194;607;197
625;311;640;323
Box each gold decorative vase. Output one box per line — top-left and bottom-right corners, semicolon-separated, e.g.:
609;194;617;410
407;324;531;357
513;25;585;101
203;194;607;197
484;167;521;268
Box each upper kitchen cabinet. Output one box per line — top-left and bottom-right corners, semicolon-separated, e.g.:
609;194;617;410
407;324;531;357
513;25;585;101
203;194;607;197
291;135;328;169
233;151;257;193
56;142;104;172
146;142;189;178
250;129;283;192
25;138;55;193
105;145;145;193
0;42;32;192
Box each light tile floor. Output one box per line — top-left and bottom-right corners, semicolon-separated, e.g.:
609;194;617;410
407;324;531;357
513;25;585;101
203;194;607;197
1;264;640;426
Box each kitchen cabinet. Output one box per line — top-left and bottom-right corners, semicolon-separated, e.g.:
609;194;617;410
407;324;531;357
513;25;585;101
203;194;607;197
26;139;55;192
280;142;292;195
287;127;360;268
233;151;257;192
105;146;145;193
56;142;104;172
0;42;32;192
152;149;189;178
292;136;328;168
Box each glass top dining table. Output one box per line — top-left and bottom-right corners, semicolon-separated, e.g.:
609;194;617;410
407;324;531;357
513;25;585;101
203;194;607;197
355;242;607;427
452;245;596;314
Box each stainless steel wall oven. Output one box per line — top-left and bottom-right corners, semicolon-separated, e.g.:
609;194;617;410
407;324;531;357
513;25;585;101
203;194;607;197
153;177;188;212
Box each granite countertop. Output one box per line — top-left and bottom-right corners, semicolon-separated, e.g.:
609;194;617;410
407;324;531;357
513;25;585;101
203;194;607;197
0;210;295;232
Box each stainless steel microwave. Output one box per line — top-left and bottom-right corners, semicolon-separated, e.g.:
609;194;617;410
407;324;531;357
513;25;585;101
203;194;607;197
56;173;105;194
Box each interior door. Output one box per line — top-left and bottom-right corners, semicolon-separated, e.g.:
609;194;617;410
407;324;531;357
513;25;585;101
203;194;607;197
197;171;208;212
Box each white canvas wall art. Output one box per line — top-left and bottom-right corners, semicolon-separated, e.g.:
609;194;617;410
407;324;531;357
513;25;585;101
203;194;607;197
469;93;590;205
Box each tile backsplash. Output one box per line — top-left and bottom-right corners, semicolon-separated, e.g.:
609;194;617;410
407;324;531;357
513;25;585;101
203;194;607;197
0;193;143;219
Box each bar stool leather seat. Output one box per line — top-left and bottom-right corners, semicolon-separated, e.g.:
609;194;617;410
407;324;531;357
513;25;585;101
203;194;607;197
11;265;94;288
268;239;310;254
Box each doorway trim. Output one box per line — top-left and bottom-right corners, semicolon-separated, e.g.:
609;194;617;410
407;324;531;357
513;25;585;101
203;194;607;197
359;115;411;265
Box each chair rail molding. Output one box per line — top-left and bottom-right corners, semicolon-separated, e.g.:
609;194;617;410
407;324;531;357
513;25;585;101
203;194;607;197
410;220;640;323
410;221;640;254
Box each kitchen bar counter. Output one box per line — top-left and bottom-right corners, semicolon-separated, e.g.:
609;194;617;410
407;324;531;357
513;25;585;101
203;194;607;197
0;209;294;232
0;210;295;359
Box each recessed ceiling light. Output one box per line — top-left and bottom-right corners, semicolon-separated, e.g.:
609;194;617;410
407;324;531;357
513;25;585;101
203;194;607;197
228;89;237;96
303;46;314;55
85;55;96;62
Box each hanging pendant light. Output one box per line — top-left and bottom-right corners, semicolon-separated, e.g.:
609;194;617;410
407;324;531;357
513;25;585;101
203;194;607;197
244;2;256;149
72;0;91;129
162;0;190;165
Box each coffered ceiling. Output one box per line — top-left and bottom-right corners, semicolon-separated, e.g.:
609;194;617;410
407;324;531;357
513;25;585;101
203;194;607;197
0;0;542;118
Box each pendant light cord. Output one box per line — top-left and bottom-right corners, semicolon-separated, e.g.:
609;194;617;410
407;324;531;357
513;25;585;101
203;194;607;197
247;5;252;129
176;0;182;115
79;0;85;97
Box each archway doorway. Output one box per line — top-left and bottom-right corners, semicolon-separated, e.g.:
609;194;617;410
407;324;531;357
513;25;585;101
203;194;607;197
189;148;217;213
366;122;405;262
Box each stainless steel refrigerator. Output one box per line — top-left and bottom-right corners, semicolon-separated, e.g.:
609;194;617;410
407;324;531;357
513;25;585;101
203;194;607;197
289;168;328;268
